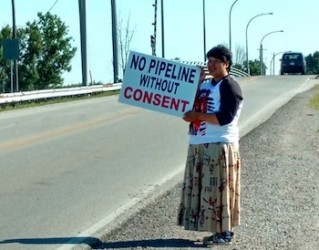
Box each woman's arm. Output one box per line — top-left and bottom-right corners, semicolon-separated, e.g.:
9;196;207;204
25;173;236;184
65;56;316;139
183;110;219;125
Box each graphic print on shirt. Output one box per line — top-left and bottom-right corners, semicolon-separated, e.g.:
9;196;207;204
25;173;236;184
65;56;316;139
189;87;217;136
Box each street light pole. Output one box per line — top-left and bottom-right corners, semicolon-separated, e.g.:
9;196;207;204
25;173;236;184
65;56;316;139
229;0;239;51
259;30;284;75
270;51;284;75
245;12;273;75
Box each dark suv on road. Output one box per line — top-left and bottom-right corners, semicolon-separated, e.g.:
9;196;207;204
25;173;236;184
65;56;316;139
280;52;306;75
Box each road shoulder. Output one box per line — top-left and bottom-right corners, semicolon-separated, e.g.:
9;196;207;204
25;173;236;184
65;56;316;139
90;86;319;250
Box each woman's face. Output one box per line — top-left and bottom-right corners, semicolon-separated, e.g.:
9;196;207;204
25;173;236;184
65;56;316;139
207;57;229;79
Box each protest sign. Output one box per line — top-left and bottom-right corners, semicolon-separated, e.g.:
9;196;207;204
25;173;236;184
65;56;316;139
118;51;200;117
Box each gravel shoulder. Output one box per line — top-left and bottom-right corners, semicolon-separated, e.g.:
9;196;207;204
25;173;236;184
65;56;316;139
90;87;319;250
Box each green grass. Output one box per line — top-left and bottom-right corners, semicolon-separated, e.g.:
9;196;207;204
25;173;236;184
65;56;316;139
0;89;120;112
309;85;319;111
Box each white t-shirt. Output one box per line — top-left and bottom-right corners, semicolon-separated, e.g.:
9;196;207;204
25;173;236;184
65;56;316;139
188;75;243;144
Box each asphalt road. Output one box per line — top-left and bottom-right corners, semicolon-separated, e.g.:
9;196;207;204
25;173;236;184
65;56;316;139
0;75;317;250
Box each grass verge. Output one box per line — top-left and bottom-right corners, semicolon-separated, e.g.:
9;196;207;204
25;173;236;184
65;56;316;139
309;85;319;111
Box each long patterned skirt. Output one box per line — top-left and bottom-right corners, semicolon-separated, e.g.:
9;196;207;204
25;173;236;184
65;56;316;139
177;142;241;233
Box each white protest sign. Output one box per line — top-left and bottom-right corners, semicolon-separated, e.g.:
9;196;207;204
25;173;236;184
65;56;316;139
118;51;200;117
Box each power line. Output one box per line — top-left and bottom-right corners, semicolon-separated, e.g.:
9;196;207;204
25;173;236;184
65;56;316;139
47;0;60;13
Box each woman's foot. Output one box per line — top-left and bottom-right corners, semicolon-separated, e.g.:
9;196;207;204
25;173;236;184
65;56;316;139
202;231;234;245
202;232;220;244
213;231;232;244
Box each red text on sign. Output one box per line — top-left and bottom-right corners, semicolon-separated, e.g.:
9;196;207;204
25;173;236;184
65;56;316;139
123;87;189;112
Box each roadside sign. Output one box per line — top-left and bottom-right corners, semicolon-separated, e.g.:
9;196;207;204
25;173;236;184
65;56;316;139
119;51;200;117
2;39;19;60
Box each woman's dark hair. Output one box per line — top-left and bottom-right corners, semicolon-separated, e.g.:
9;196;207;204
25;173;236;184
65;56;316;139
206;45;233;72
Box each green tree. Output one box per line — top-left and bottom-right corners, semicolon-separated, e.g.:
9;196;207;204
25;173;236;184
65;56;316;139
0;12;76;92
18;22;41;90
232;59;266;76
25;12;76;89
305;51;319;74
0;25;14;92
249;59;264;76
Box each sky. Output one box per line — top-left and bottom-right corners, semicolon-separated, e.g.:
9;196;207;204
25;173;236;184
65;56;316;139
1;0;319;85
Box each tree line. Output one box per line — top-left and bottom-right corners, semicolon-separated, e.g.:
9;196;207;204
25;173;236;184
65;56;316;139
0;12;76;92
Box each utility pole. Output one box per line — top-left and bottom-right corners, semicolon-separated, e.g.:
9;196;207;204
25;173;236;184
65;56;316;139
78;0;87;86
203;0;206;61
11;0;19;92
160;0;164;58
111;0;120;83
259;44;264;75
151;0;157;56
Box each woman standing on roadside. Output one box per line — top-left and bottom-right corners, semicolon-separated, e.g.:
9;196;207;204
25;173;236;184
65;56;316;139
177;45;243;245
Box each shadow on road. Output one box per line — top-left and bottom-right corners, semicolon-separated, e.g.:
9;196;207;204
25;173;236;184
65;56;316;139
0;236;101;248
93;238;204;249
0;237;205;249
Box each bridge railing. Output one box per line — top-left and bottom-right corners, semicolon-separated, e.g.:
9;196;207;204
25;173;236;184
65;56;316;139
0;84;121;105
177;60;250;78
0;61;250;105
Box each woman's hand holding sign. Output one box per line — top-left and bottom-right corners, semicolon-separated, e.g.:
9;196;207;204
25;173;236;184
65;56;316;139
183;110;199;123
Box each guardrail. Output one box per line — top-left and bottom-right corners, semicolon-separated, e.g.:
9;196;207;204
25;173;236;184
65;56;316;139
0;61;250;105
0;84;122;105
178;61;251;78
